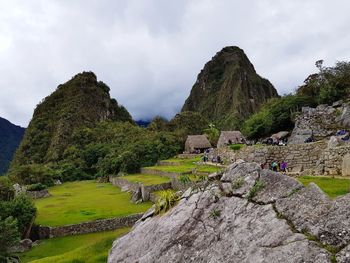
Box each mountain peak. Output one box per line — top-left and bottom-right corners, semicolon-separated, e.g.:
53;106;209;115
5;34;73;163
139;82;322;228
182;46;278;129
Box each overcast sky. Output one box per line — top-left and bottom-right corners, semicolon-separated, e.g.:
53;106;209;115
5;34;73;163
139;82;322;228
1;0;350;127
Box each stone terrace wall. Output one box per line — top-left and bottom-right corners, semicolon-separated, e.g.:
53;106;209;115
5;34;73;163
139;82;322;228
34;213;142;240
215;141;350;176
109;177;140;192
26;189;50;199
109;176;172;201
323;144;350;175
222;142;327;172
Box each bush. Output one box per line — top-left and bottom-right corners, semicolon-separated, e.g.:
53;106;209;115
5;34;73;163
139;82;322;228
0;177;14;201
155;190;179;215
27;183;47;191
8;164;55;187
246;180;265;201
56;163;92;182
0;195;36;238
230;144;245;151
242;95;310;139
0;216;19;255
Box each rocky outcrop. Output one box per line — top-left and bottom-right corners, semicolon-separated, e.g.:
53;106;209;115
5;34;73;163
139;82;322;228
109;162;350;262
181;46;278;129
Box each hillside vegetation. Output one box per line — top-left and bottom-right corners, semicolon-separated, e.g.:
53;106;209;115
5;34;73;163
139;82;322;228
182;46;278;129
9;73;182;185
242;60;350;139
11;72;132;168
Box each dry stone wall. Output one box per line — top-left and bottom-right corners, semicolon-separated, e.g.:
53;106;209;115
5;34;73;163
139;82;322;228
33;214;142;240
109;176;172;201
216;141;350;176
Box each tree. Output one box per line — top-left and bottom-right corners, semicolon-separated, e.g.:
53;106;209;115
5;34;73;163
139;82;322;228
203;124;220;146
0;216;19;255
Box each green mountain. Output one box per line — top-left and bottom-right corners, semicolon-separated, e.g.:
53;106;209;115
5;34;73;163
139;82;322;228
181;46;279;129
0;117;25;174
11;72;132;167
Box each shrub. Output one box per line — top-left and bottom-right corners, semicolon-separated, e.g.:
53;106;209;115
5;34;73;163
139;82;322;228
0;216;20;255
242;95;310;139
231;177;244;189
155;190;179;215
178;175;191;185
209;209;221;219
0;195;37;239
203;124;220;146
8;164;55;187
230;144;245;151
246;180;265;201
27;183;47;191
0;177;14;201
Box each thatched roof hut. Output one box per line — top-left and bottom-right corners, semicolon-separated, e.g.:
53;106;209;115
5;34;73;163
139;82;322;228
185;135;212;153
217;131;245;148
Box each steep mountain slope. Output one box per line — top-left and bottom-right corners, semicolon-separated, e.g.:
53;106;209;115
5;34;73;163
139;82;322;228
182;46;279;129
11;72;132;167
0;117;25;174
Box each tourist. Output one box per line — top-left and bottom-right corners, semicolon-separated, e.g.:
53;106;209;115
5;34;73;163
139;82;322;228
271;161;278;172
281;161;287;173
217;155;222;164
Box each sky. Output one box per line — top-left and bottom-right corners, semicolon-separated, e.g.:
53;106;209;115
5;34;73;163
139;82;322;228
0;0;350;127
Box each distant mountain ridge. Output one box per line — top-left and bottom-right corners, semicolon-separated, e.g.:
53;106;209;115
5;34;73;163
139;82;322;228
0;117;25;174
182;46;279;129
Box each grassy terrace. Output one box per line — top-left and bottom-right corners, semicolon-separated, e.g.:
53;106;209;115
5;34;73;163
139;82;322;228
19;228;130;263
298;176;350;198
123;174;171;185
144;155;223;174
34;181;152;226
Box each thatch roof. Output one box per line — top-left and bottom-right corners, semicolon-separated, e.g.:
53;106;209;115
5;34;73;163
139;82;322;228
185;135;211;149
217;131;245;147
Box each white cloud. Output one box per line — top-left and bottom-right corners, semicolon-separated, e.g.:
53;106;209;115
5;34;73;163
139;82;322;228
0;0;349;126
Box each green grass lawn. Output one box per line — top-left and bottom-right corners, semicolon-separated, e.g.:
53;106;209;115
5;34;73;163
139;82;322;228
298;176;350;198
123;174;171;185
19;227;130;263
34;181;152;226
147;164;221;174
161;156;201;164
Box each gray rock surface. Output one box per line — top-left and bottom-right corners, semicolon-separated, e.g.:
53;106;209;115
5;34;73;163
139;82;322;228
108;161;350;262
337;244;350;263
8;239;33;253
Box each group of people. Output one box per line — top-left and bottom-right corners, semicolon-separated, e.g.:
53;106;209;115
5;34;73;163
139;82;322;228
261;160;288;173
202;149;223;164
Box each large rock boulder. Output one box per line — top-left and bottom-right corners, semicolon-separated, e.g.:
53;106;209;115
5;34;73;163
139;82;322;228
108;162;350;262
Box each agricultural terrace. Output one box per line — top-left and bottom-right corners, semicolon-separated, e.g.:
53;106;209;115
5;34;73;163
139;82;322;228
298;176;350;198
19;228;130;263
34;181;152;226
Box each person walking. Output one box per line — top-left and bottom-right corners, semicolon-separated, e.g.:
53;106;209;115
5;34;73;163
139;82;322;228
271;161;278;172
281;161;287;173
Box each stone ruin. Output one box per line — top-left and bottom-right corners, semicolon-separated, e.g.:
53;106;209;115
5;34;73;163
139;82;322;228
289;101;350;144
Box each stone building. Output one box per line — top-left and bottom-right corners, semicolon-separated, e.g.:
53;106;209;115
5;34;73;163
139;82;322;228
184;135;211;153
217;131;245;148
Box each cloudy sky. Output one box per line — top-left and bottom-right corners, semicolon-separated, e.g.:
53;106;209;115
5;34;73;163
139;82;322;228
1;0;349;127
